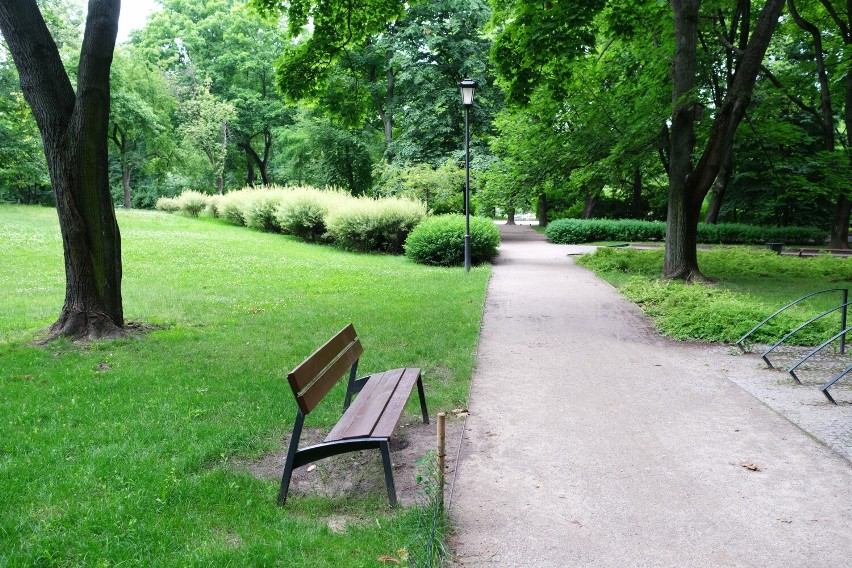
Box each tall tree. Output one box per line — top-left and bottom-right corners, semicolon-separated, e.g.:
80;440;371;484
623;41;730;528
664;0;785;280
0;0;124;339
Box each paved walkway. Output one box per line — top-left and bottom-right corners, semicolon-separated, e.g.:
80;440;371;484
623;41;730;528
449;224;852;567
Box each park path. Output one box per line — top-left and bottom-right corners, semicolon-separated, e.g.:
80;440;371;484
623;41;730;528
448;224;852;567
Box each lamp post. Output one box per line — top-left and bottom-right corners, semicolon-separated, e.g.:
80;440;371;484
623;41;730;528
458;79;477;272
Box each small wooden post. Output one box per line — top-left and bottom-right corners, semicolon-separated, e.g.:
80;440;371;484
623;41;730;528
437;412;446;509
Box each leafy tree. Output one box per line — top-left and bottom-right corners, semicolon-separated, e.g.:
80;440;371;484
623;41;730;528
109;48;177;208
0;0;124;339
178;80;236;194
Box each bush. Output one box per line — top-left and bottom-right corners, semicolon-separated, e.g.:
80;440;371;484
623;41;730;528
206;194;225;218
405;214;501;266
154;196;180;213
326;197;427;253
175;190;209;217
545;218;827;245
243;190;284;232
275;193;328;242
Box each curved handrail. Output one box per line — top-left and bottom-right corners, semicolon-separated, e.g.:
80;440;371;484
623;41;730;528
761;301;852;368
788;325;852;384
821;364;852;405
735;288;848;352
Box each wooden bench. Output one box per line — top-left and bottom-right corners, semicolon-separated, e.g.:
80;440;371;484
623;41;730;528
277;324;429;506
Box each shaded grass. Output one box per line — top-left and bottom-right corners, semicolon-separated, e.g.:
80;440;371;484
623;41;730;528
577;247;852;345
0;205;489;566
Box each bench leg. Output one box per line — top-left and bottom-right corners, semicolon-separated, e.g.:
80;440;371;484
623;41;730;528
277;411;305;505
416;375;429;425
380;440;398;507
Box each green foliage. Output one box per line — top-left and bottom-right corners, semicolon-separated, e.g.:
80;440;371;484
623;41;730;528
326;197;428;253
404;214;500;266
175;190;209;217
577;247;852;344
546;218;827;245
154;196;181;213
374;160;467;215
0;204;489;566
274;193;328;242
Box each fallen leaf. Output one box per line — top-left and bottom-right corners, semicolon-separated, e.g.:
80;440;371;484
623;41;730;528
306;464;316;473
742;463;762;472
377;556;400;564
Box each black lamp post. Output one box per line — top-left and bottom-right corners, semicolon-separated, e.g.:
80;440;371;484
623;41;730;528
458;79;477;272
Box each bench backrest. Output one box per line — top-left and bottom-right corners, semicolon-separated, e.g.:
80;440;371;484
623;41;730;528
288;324;363;415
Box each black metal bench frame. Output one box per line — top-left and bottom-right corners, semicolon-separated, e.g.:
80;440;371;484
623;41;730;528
277;324;428;506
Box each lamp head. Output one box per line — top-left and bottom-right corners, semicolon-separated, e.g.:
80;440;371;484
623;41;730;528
458;79;478;106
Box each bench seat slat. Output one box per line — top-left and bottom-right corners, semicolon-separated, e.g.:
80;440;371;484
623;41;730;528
371;368;422;438
325;368;420;442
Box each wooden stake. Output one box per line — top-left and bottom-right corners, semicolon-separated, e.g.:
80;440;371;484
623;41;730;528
437;412;446;509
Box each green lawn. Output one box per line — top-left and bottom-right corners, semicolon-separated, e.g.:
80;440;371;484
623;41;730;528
0;205;490;567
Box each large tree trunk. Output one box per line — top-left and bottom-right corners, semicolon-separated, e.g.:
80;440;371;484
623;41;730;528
665;0;785;280
629;166;643;218
830;195;851;248
0;0;124;340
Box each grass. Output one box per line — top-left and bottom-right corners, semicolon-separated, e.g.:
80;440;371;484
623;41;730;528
0;205;490;567
576;247;852;345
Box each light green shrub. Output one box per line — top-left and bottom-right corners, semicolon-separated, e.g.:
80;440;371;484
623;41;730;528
405;214;500;266
207;194;225;218
174;190;209;217
243;189;286;232
275;192;328;242
155;196;180;213
326;196;427;253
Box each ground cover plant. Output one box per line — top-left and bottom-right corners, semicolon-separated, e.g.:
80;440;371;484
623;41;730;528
0;205;490;566
577;247;852;346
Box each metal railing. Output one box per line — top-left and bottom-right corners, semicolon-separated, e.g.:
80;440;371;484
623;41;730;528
735;288;848;354
761;301;852;368
788;325;852;384
821;365;852;405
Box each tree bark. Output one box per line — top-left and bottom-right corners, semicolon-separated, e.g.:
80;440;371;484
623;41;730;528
665;0;785;280
0;0;124;340
537;193;547;227
506;207;516;224
704;146;733;223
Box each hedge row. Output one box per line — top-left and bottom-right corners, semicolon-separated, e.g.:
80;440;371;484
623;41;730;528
545;218;826;245
157;186;426;254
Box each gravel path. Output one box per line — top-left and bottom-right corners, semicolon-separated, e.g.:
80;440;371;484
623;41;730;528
448;224;852;567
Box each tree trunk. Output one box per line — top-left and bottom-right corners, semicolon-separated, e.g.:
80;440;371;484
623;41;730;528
829;195;851;248
0;0;124;340
704;147;733;223
506;207;516;224
582;195;598;219
245;152;256;187
537;193;547;227
665;0;785;280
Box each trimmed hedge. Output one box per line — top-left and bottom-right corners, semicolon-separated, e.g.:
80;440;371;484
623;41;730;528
404;214;500;266
326;198;426;253
545;218;826;245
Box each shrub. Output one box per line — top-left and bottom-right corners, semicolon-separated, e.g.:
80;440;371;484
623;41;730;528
405;214;500;266
326;197;426;253
275;193;328;242
217;191;249;226
206;194;225;218
545;218;827;245
243;190;285;232
175;190;209;217
154;196;180;213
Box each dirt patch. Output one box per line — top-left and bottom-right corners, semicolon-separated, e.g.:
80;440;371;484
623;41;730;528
236;414;465;509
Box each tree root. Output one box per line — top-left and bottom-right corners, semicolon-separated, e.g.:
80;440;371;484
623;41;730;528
37;308;126;344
